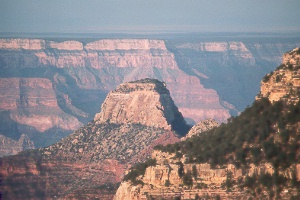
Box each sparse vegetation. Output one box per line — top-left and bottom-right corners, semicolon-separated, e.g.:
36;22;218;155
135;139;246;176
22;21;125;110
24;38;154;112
123;159;156;185
151;97;300;197
262;71;273;82
155;98;300;170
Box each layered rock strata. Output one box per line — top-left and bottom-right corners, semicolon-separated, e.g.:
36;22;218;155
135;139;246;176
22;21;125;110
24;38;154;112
257;48;300;103
114;150;300;200
0;78;82;132
114;49;300;200
173;40;300;111
94;79;189;133
0;38;230;126
0;79;186;199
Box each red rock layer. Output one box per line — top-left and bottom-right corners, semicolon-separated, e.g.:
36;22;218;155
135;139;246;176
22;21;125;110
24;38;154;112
0;78;82;132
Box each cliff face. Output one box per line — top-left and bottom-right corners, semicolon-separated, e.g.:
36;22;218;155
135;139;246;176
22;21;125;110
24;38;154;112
1;37;299;152
0;78;82;132
257;48;300;103
0;77;82;148
0;79;185;199
115;150;299;200
94;79;189;134
0;38;229;124
171;40;300;111
0;38;231;152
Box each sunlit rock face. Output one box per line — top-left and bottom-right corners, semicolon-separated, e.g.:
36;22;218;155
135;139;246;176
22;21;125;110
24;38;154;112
257;48;300;103
94;79;190;134
0;38;230;150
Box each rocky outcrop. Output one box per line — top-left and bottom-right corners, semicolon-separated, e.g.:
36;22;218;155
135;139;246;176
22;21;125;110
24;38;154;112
1;38;299;152
0;79;185;199
94;79;189;133
0;134;34;157
114;48;300;200
0;38;231;156
0;38;231;126
257;47;300;103
181;119;219;140
115;150;300;200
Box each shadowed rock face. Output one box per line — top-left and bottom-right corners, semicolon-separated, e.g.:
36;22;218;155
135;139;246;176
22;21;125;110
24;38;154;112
0;77;83;150
94;79;190;135
0;79;186;199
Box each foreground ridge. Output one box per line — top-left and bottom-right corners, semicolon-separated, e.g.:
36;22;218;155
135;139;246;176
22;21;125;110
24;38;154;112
114;49;300;200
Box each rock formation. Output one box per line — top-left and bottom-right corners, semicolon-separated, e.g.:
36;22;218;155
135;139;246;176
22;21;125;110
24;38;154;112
181;119;219;140
94;79;190;134
0;38;233;153
0;77;83;147
0;79;187;199
172;40;300;111
257;47;300;103
114;49;300;200
114;150;293;200
1;37;299;152
0;78;82;132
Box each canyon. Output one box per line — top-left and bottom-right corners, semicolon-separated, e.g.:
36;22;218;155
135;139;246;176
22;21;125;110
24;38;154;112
257;47;300;103
0;79;187;199
114;48;300;200
0;34;300;153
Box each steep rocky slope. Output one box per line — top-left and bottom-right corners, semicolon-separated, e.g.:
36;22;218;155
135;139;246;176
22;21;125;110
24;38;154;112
114;49;300;200
94;79;189;134
257;47;300;103
169;39;300;111
181;119;219;140
0;79;188;199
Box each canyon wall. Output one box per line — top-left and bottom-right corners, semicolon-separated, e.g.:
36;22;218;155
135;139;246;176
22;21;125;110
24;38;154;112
257;48;300;103
0;38;231;152
115;150;300;200
0;79;184;199
170;40;300;111
1;37;300;152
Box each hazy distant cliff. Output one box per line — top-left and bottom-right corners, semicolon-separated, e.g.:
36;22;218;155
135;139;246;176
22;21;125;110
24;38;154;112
0;38;230;150
1;36;300;151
